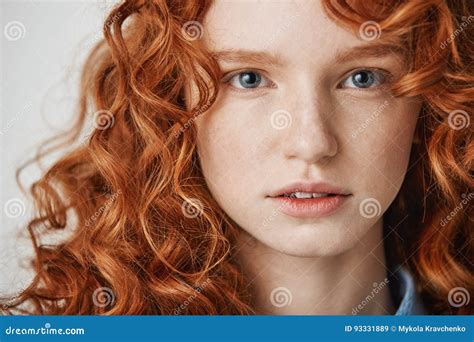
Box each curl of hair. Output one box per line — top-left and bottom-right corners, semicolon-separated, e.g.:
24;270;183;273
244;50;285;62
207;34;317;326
2;0;473;315
324;0;473;314
2;0;252;315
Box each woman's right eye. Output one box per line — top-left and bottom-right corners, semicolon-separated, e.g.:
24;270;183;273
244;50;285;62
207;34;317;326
224;71;272;90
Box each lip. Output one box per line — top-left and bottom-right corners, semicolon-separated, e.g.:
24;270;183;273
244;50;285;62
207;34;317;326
267;181;352;219
268;181;351;198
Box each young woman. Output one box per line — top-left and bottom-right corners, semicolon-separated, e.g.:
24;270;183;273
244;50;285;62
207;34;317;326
2;0;473;315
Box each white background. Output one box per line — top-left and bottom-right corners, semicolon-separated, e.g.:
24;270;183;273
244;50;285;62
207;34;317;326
1;0;117;296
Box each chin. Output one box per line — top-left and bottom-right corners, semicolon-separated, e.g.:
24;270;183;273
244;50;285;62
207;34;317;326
254;222;366;257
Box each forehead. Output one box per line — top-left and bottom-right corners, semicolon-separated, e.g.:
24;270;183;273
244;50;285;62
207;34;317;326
203;1;362;57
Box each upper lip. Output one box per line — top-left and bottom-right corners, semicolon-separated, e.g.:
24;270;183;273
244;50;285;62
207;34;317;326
268;181;351;197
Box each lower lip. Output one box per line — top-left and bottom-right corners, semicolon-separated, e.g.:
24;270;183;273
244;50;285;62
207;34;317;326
270;195;351;219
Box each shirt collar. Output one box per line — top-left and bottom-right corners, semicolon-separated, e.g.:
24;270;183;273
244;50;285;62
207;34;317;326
393;266;427;315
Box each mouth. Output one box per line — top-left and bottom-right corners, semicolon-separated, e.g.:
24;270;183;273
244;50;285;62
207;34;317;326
277;192;341;199
268;182;352;219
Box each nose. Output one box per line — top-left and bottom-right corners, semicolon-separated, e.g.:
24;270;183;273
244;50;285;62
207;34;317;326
280;93;338;165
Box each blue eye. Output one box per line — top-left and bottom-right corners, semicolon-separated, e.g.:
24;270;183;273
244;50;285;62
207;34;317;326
238;72;261;88
341;70;386;89
225;71;271;89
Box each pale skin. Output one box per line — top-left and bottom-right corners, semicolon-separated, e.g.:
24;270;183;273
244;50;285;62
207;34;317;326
193;0;422;314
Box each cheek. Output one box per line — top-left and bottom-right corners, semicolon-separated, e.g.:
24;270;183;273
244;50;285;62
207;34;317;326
195;104;265;208
344;98;420;204
375;103;418;181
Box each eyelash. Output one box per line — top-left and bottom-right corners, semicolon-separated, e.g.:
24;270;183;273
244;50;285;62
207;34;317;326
221;69;274;92
338;68;390;90
221;68;391;92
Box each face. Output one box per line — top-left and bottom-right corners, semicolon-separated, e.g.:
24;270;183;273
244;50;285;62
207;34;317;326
193;1;421;257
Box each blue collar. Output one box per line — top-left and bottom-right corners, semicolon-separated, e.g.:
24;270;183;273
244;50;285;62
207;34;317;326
393;267;427;315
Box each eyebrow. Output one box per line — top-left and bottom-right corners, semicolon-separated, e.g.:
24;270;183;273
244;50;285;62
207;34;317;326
211;49;285;67
211;44;404;68
334;44;405;64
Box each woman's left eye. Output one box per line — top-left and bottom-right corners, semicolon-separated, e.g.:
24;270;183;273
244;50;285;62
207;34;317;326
224;71;272;89
340;69;387;89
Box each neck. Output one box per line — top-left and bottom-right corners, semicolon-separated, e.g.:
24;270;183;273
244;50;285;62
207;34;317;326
234;220;395;315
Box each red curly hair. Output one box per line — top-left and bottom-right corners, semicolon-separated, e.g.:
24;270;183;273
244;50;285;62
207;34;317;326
2;0;473;314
